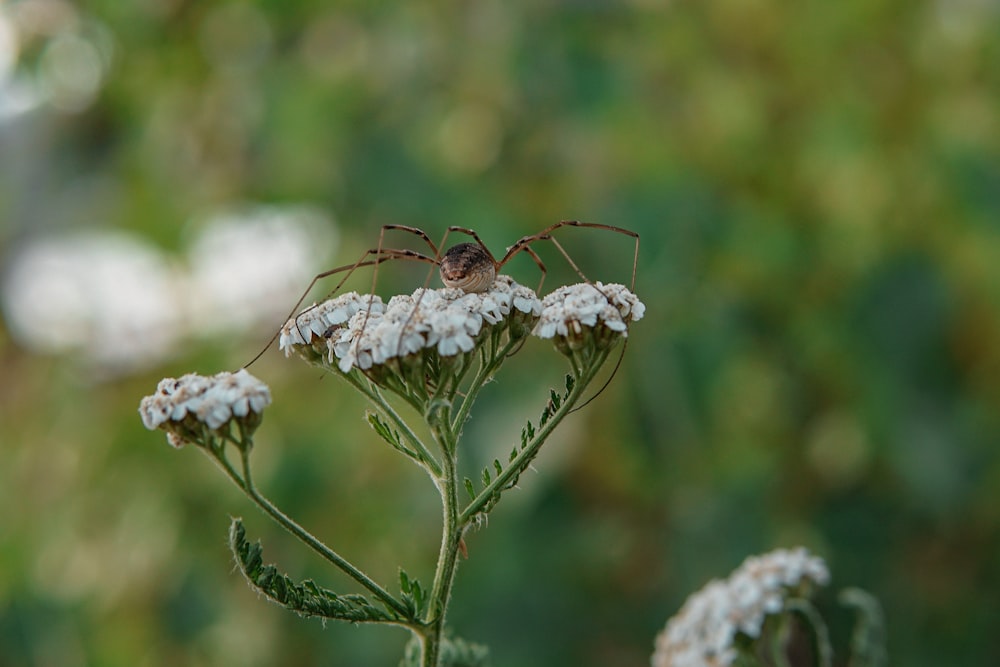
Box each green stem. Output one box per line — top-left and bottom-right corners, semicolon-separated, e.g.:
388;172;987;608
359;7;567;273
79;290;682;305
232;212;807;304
210;444;410;620
451;337;521;434
347;373;442;478
421;414;462;667
458;349;609;525
786;598;833;667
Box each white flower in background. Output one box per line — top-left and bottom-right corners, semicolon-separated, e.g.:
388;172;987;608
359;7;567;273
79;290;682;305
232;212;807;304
139;369;271;448
0;231;184;373
651;547;830;667
187;205;336;334
1;206;336;376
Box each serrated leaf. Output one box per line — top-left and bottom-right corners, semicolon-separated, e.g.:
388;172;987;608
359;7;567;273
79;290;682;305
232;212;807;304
481;467;491;486
398;568;428;618
464;477;476;500
400;568;412;594
368;412;407;452
493;459;503;477
229;519;401;624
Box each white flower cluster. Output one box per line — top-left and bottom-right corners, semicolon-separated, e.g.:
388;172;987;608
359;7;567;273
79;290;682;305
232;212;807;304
281;277;542;373
138;369;272;447
278;293;385;351
533;282;645;341
651;547;830;667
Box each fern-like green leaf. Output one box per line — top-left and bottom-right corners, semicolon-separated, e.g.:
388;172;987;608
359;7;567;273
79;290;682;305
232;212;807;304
466;378;577;519
229;519;400;624
398;568;428;618
367;412;417;459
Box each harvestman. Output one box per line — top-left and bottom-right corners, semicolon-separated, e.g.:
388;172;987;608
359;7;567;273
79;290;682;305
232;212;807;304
245;221;639;371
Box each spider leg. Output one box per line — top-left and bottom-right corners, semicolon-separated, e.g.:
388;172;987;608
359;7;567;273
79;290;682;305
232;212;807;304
501;221;641;409
500;220;639;291
364;224;441;309
513;244;547;294
303;249;437;345
349;225;444;362
243;224;439;368
444;226;499;265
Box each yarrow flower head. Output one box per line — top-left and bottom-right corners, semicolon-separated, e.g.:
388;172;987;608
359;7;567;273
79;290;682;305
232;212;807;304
533;282;645;354
651;547;830;667
138;369;271;449
278;292;386;364
279;277;542;384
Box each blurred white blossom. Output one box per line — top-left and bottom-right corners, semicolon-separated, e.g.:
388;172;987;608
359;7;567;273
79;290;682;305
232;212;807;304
1;231;185;372
651;547;830;667
1;205;335;375
186;205;336;334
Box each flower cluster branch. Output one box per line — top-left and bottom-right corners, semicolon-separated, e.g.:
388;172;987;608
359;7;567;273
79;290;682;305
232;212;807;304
139;276;644;667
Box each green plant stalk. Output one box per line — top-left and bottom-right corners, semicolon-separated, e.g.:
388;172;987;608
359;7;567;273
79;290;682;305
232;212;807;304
345;372;443;478
206;441;411;621
421;431;461;667
459;346;611;525
416;342;504;667
451;334;522;435
770;612;793;667
786;598;833;667
275;331;621;666
416;344;614;665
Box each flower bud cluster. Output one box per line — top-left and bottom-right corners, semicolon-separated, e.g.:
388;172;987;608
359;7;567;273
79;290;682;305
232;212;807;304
533;282;645;353
278;293;385;364
651;547;830;667
138;369;271;448
280;276;542;377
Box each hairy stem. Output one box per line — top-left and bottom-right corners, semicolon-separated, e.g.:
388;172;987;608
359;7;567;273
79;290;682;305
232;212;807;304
451;337;521;435
210;445;410;619
347;373;442;477
421;411;462;667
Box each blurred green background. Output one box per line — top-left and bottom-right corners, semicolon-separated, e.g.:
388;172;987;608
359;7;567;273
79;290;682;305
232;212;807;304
2;0;999;665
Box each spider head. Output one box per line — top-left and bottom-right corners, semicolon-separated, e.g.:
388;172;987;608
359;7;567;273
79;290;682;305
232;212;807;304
440;243;496;292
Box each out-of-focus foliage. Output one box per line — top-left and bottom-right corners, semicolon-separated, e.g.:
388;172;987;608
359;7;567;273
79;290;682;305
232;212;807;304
2;1;998;666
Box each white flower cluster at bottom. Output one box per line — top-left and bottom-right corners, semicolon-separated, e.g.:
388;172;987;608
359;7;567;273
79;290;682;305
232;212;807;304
651;547;830;667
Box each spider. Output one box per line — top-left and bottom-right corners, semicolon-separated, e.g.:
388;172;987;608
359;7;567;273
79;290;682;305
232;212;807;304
245;220;639;368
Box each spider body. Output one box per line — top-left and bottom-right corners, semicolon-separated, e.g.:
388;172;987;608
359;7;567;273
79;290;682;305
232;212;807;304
439;242;496;292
